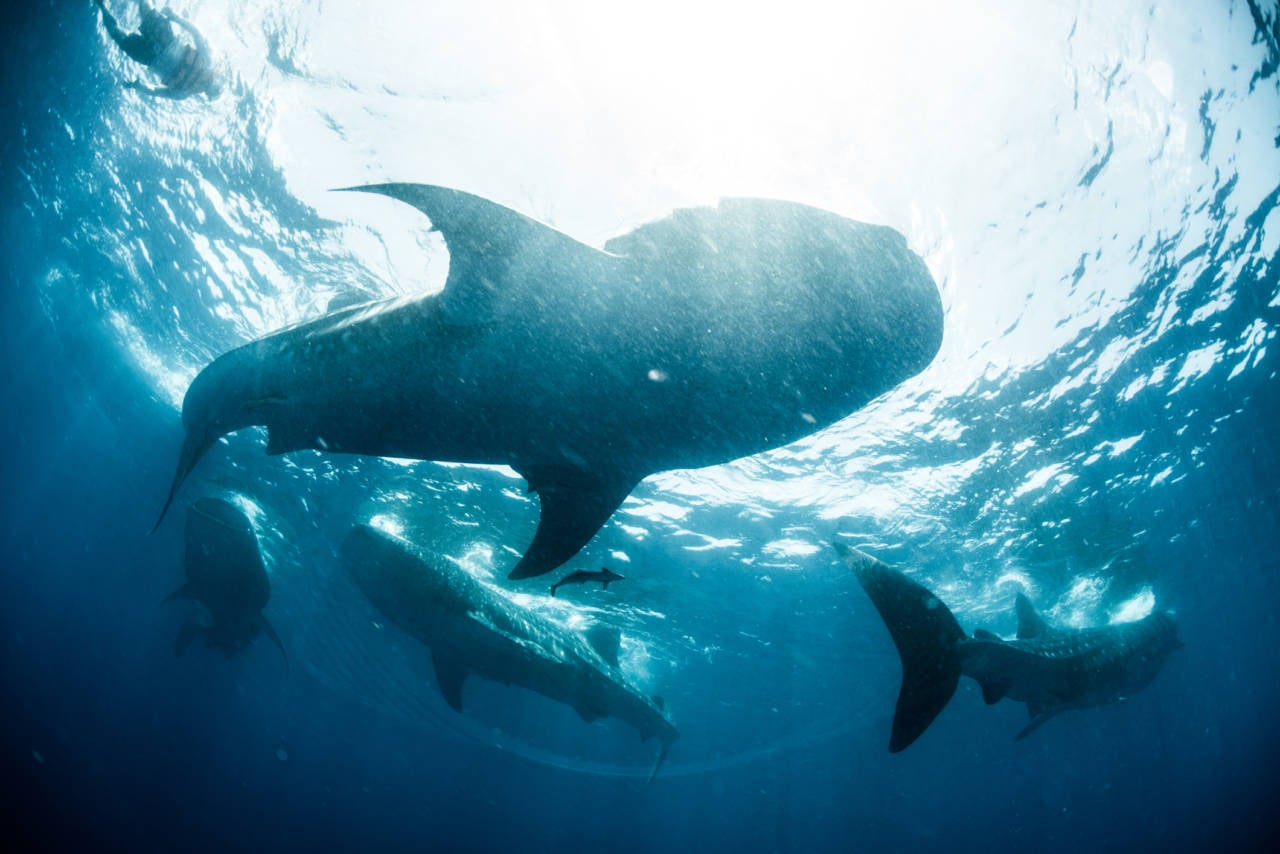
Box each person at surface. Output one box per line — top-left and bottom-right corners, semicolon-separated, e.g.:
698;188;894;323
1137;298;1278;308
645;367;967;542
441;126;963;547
95;0;223;100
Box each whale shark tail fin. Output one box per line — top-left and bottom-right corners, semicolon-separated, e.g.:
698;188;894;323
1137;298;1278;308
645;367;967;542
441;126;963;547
834;544;966;753
646;741;672;784
153;431;215;533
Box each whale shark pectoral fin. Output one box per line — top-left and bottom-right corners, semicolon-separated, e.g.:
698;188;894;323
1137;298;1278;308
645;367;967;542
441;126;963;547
334;183;615;326
507;465;639;580
431;649;468;713
1016;708;1059;741
978;677;1009;705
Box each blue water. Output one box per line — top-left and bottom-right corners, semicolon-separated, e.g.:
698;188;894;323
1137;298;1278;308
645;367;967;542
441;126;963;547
3;1;1279;851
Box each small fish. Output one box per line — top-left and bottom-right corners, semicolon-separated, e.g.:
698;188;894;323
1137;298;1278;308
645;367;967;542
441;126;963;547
550;567;625;597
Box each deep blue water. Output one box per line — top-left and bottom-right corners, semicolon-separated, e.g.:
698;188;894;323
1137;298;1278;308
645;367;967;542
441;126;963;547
4;1;1280;851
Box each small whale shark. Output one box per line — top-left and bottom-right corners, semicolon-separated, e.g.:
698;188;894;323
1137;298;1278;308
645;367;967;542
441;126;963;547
835;544;1181;752
164;497;287;667
342;524;677;778
550;566;624;597
157;184;943;579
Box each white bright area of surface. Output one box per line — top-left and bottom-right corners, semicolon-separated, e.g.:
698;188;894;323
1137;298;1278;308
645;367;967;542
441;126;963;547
166;0;1247;393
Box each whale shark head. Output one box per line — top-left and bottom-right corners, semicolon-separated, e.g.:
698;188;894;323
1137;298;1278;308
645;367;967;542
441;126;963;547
154;350;270;531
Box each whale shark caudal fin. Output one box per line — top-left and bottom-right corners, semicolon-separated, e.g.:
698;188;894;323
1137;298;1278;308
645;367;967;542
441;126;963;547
153;431;217;532
647;742;671;784
508;464;639;580
431;649;468;713
834;544;966;752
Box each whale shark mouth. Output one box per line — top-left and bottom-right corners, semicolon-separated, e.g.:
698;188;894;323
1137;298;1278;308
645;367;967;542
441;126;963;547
152;429;216;532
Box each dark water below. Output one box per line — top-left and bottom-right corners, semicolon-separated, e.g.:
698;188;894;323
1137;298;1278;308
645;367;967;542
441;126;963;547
3;2;1279;851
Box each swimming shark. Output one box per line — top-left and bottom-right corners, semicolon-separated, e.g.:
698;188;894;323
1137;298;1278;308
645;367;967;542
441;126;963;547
341;523;678;778
157;184;944;579
835;544;1181;752
164;496;287;667
550;566;625;597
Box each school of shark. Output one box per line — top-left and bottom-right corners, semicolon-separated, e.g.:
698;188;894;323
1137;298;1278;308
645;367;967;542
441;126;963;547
154;182;1179;774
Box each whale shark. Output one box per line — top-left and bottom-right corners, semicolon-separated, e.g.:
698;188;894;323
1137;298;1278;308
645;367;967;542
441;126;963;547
341;523;678;777
835;544;1181;752
158;184;944;578
550;566;624;597
164;496;287;666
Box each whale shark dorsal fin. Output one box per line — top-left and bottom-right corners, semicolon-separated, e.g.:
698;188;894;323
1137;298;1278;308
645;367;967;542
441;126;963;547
585;625;622;668
508;464;639;580
335;183;614;326
430;649;468;713
1015;593;1049;639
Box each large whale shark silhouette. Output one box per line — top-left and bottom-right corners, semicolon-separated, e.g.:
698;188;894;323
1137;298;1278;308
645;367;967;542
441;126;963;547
159;184;944;578
342;523;678;778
